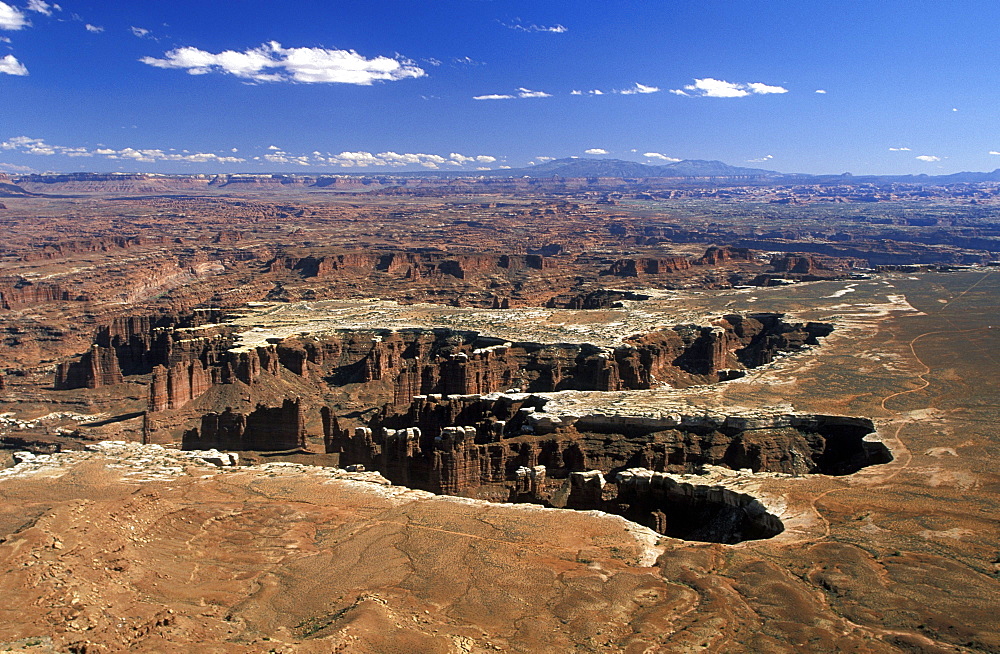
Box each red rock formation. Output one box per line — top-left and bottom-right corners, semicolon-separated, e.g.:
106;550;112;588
0;278;87;309
603;257;691;277
54;345;123;389
326;394;887;500
695;245;754;265
182;398;306;451
148;360;212;412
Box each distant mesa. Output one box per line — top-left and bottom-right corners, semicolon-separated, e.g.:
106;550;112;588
9;160;1000;192
0;173;34;198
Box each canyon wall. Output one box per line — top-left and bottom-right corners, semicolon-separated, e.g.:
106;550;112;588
181;398;306;451
325;393;890;499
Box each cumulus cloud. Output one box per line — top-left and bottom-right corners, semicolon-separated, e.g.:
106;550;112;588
584;148;608;155
26;0;59;16
130;26;150;38
990;151;1000;156
888;147;911;151
85;23;103;33
0;162;34;172
644;152;680;162
535;156;555;162
473;93;514;100
261;147;497;169
0;53;27;75
516;87;550;98
748;154;774;163
915;155;940;162
671;78;788;98
0;2;28;30
570;89;603;96
746;82;787;95
815;89;827;94
141;41;425;85
1;136;245;163
2;135;500;170
501;19;567;33
617;82;659;95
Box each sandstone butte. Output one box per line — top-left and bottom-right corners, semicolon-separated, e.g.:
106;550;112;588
0;187;998;652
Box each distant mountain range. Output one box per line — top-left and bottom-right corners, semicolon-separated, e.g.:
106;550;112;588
424;157;1000;184
486;157;783;179
8;159;1000;195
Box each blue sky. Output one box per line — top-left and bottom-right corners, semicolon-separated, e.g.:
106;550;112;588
1;0;999;175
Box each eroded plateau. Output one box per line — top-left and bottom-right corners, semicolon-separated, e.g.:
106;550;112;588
1;177;998;652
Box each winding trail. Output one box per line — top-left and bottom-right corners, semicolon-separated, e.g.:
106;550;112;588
803;272;996;542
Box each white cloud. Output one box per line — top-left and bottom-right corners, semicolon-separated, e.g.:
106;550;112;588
85;23;103;33
746;82;787;95
141;41;426;85
0;53;27;75
584;148;608;155
501;19;567;33
815;89;827;94
0;2;28;30
748;154;774;163
888;147;911;151
571;89;603;96
26;0;59;16
0;35;9;42
1;136;245;163
130;26;150;38
671;78;788;98
915;155;940;162
0;162;34;172
535;156;555;162
990;151;1000;156
617;82;659;95
644;152;680;162
474;88;550;100
2;135;499;170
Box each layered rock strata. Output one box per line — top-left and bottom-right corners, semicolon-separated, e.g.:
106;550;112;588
181;399;306;451
326;392;891;502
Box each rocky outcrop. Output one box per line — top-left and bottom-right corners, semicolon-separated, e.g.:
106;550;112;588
314;314;832;406
326;393;891;500
609;469;784;543
0;278;88;309
269;251;556;281
148;360;213;412
544;290;651;309
695;246;754;266
54;345;123;389
602;257;691;277
182;399;306;451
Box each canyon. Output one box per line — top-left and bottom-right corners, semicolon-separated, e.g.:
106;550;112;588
0;185;998;652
